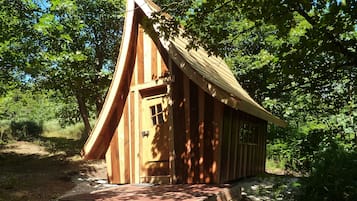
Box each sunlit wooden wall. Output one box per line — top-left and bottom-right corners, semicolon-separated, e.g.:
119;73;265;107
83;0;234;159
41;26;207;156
171;64;267;184
171;63;224;184
105;24;169;184
105;21;268;185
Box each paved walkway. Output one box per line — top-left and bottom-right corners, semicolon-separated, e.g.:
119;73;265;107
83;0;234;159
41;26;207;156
58;184;242;201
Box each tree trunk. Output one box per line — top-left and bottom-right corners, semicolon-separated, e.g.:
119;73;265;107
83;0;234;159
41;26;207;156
75;93;92;136
94;48;105;116
95;95;103;116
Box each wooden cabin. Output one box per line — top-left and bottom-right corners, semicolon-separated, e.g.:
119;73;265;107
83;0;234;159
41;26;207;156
82;0;286;185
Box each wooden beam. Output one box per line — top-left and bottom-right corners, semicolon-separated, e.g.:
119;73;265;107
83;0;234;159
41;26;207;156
143;32;152;82
110;129;120;183
151;40;158;80
189;80;199;183
213;101;223;183
129;92;135;183
198;88;205;183
105;145;113;182
117;116;127;183
167;58;176;184
183;75;191;183
123;100;130;183
134;89;140;183
137;27;144;84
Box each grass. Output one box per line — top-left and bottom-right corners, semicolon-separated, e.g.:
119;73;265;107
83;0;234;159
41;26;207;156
266;158;285;172
0;120;92;201
42;120;84;140
0;120;87;157
38;121;86;156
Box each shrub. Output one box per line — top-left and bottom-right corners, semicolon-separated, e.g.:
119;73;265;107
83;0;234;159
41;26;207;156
0;120;12;143
10;121;43;140
298;142;357;201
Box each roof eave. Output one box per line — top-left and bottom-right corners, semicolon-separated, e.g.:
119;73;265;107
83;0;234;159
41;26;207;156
82;0;138;159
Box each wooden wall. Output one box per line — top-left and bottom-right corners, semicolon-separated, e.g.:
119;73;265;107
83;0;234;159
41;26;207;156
105;23;169;184
220;106;267;183
105;21;268;185
171;64;268;184
172;64;224;184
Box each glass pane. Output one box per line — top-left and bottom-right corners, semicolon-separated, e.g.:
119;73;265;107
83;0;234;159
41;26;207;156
157;104;162;113
158;113;164;124
152;116;157;125
150;106;156;116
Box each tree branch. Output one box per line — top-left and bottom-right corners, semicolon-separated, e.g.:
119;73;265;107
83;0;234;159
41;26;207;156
291;2;357;66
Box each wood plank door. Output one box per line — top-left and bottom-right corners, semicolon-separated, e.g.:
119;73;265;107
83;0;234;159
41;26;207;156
140;91;170;184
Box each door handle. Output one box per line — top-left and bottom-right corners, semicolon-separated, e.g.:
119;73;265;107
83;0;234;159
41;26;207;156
141;130;149;137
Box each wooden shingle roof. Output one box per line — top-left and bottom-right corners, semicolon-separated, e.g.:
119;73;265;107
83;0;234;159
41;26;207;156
143;0;286;126
169;36;286;126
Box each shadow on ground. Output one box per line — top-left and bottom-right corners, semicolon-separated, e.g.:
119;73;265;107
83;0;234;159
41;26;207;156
0;137;104;201
236;173;301;201
59;184;232;201
37;136;85;157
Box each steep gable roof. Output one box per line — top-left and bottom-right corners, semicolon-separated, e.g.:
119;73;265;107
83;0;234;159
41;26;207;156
82;0;286;159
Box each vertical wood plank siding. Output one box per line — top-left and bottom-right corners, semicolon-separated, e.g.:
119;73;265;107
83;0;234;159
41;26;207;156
135;25;168;86
203;93;215;183
109;129;120;183
105;21;267;184
106;23;171;184
220;105;267;183
172;64;224;184
171;64;187;183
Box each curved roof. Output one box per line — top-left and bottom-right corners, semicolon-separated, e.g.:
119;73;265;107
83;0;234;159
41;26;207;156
82;0;286;159
142;0;286;126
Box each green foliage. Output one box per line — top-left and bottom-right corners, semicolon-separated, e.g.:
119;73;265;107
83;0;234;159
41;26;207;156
0;87;80;141
0;0;41;82
154;0;357;120
33;0;125;134
54;96;82;127
1;0;126;135
9;121;43;140
298;142;357;201
42;120;85;140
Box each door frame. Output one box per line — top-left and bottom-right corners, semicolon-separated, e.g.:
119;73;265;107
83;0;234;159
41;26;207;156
139;84;172;184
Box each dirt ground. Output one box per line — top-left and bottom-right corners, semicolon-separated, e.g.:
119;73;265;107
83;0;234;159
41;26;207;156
0;141;107;201
0;140;300;201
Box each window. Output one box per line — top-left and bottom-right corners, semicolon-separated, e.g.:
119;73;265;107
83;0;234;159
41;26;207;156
150;104;164;125
239;122;258;144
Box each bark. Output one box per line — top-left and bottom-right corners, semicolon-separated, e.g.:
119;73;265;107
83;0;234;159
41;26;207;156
94;47;105;116
95;95;104;116
75;93;92;136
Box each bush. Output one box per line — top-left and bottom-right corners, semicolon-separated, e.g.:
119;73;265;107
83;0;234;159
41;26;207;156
10;121;43;140
0;120;12;143
298;142;357;201
267;125;326;173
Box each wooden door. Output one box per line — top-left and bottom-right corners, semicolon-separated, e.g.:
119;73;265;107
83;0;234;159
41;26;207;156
140;92;170;183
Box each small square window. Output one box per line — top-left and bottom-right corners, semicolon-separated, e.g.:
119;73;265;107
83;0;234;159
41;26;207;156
149;103;164;126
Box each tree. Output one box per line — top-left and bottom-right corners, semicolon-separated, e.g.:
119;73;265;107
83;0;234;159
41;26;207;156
33;0;125;134
0;0;41;95
153;0;357;146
